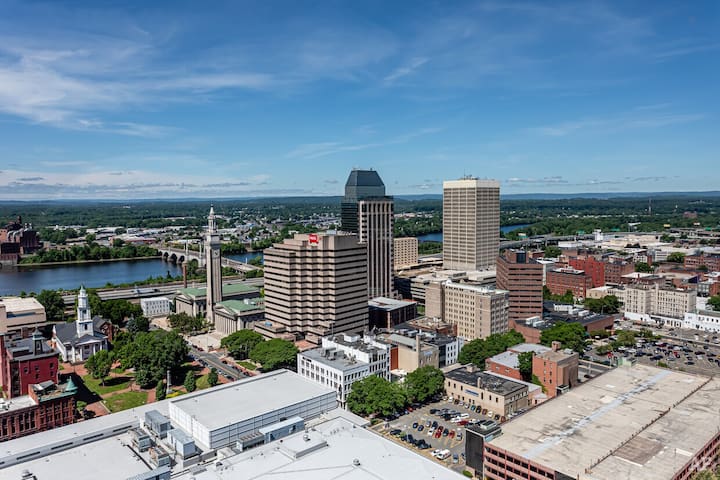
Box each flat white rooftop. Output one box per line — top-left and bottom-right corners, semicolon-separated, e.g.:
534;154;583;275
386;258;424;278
171;370;336;431
175;415;463;480
0;296;44;312
489;364;719;480
1;434;150;480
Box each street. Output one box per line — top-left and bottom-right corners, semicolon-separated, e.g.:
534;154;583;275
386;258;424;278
189;344;246;382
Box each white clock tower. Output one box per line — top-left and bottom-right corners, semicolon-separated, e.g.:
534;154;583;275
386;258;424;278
205;205;222;324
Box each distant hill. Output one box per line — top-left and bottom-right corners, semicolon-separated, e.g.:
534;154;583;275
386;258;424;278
397;191;720;201
2;191;719;205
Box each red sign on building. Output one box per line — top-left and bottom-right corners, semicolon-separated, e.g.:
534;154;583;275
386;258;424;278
308;234;319;244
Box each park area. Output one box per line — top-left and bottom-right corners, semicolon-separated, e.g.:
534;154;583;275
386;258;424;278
66;358;226;418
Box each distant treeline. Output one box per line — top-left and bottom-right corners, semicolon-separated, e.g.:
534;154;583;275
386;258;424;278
1;195;718;234
20;243;158;264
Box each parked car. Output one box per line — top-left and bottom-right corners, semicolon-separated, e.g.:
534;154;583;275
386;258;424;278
412;422;418;429
452;453;459;464
390;429;401;436
449;430;455;438
418;425;424;432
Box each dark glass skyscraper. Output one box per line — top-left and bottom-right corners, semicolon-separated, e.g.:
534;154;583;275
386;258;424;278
341;169;394;298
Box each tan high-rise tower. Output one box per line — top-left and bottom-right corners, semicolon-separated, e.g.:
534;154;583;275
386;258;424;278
262;233;368;345
443;177;500;271
205;206;222;325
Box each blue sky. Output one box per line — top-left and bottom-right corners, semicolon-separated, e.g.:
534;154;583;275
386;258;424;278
0;0;718;199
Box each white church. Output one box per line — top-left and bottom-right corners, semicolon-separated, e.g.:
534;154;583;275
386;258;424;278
52;287;110;363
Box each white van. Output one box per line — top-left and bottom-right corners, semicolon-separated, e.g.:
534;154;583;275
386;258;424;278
436;449;451;460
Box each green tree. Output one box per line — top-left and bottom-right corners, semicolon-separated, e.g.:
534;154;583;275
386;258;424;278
634;262;653;273
458;330;525;367
89;297;143;325
691;470;719;480
35;289;65;322
249;338;298;371
346;375;407;417
221;329;264;360
121;330;189;388
208;368;219;387
418;241;442;255
167;312;206;334
667;252;686;263
518;351;534;382
613;330;636;347
156;380;166;401
543;286;574;303
543;245;562;258
85;350;113;386
584;295;621;314
539;322;587;353
708;295;720;311
184;370;196;393
126;316;150;334
85;233;96;244
404;366;445;402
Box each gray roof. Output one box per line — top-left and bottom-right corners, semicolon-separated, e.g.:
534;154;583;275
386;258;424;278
301;348;369;372
5;336;56;360
54;321;107;347
446;367;527;397
489;365;719;480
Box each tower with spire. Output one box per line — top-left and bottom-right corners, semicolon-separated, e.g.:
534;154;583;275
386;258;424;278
205;205;223;324
76;286;93;336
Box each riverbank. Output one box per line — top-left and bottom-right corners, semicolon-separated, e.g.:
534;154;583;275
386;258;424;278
17;256;161;268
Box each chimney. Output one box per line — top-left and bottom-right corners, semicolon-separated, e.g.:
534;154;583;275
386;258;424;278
466;364;476;373
552;341;561;352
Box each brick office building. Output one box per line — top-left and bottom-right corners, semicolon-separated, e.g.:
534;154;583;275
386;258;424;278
568;255;605;288
546;267;593;299
604;257;635;284
0;330;76;441
0;330;59;399
496;250;544;328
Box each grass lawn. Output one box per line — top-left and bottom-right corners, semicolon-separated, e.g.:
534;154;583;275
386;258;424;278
238;361;256;370
105;391;148;413
82;375;132;396
112;367;127;374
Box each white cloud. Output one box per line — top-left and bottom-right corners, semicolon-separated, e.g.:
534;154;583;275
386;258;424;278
530;110;705;137
0;167;273;199
286;128;443;160
384;57;429;84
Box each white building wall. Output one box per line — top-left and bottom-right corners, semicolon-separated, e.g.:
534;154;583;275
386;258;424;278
141;297;171;317
683;311;720;333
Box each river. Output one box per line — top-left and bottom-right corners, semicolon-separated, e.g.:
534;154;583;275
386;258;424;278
0;252;263;296
416;224;531;242
1;226;536;296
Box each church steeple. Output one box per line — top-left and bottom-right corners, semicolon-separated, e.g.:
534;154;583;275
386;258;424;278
76;286;93;336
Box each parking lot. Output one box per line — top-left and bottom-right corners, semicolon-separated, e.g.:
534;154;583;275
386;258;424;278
586;332;720;377
372;398;501;474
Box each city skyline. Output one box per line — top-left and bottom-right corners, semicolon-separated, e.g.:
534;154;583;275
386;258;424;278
0;1;718;199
